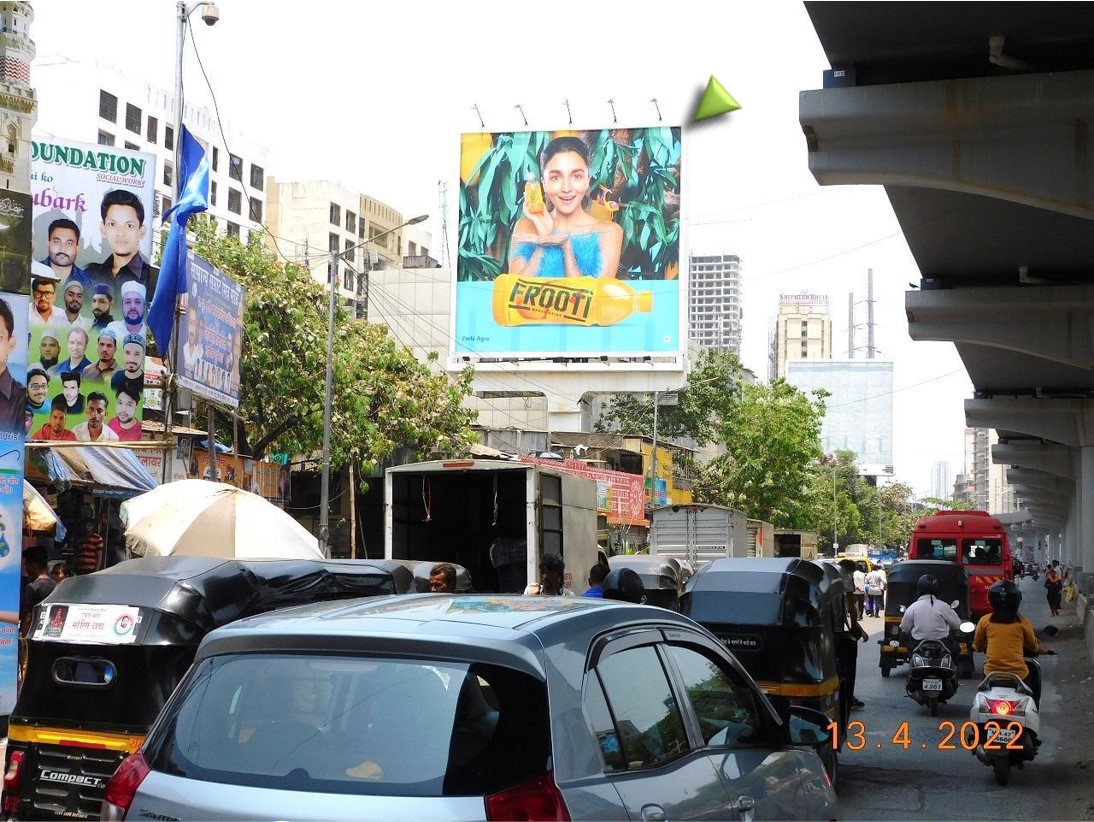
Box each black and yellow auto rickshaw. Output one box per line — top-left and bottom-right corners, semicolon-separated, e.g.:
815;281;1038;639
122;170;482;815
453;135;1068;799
878;559;974;679
680;557;846;783
606;554;683;610
2;556;411;821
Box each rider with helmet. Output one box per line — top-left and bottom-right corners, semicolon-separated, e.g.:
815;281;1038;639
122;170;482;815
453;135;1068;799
900;574;963;654
602;568;646;604
974;579;1051;706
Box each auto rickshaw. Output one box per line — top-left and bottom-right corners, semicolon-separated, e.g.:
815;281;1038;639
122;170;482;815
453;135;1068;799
878;559;974;679
680;557;846;784
606;555;683;610
2;556;412;821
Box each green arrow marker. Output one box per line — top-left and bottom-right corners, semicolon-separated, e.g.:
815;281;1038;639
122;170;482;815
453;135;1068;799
694;75;741;122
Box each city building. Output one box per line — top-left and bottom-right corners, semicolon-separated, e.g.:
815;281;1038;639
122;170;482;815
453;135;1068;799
770;292;832;380
930;460;952;501
688;252;741;355
784;359;893;469
961;427;1018;514
264;178;427;318
0;1;36;194
31;56;267;248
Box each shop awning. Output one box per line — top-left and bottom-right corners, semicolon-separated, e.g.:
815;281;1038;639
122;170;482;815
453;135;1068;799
24;480;65;537
27;446;159;499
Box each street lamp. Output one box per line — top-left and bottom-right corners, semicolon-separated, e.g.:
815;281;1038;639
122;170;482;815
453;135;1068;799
169;1;218;482
318;213;428;556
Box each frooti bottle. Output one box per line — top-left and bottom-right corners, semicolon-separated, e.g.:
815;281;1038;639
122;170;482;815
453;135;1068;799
524;174;545;215
492;274;653;327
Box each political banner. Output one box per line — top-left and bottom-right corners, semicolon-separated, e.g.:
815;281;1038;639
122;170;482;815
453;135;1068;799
29;139;157;443
176;253;243;409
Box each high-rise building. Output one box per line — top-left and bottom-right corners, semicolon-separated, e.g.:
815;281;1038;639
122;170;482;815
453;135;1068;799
31;57;268;247
0;1;37;194
687;253;741;354
930;460;952;500
962;427;1018;514
785;359;893;468
770;292;831;380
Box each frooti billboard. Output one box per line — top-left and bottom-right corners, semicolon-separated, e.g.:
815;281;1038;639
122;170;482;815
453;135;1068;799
456;127;682;358
28;139;157;444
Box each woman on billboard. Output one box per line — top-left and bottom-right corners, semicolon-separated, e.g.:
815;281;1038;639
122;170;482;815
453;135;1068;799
508;136;622;279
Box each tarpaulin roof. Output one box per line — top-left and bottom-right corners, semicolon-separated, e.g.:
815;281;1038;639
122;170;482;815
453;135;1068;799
26;446;159;499
24;480;64;537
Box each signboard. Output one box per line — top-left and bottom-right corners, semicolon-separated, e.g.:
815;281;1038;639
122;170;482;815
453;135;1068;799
520;456;646;526
33;603;141;644
189;450;287;505
29;139;157;443
176;253;244;408
456;127;682;359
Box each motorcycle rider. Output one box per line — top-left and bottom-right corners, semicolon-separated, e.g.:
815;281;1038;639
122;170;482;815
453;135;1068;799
973;579;1053;707
899;574;963;657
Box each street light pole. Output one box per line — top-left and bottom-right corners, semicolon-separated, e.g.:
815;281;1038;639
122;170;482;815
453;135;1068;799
318;213;427;557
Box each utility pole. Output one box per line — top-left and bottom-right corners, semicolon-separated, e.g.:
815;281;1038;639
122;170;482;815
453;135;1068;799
649;391;659;512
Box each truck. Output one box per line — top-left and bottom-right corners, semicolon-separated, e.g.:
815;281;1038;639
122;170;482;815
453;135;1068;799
649;504;748;566
384;459;599;594
746;518;775;557
773;529;820;560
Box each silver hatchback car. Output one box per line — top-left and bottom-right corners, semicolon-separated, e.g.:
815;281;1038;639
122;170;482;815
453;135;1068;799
102;595;838;821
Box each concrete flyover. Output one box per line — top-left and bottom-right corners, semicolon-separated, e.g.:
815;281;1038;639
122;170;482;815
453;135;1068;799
800;4;1094;592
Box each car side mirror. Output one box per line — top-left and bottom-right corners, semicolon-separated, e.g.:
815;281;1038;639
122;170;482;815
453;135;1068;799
786;705;832;747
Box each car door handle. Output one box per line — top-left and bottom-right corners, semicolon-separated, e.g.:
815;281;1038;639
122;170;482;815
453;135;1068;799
640;804;668;821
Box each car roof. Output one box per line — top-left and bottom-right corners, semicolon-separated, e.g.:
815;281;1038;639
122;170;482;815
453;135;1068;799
196;594;705;678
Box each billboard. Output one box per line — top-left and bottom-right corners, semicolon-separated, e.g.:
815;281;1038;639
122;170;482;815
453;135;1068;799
29;139;157;443
176;253;244;409
456;127;682;358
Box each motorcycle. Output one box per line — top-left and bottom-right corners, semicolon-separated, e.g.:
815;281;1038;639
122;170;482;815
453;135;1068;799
967;649;1055;785
1030;566;1039;581
905;621;975;716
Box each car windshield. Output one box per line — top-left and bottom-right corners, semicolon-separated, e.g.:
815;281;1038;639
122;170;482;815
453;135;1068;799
145;653;551;797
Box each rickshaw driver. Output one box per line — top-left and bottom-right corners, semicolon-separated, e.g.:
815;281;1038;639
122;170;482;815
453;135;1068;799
899;574;962;656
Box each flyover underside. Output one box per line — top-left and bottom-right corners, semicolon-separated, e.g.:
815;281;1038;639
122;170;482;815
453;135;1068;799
800;44;1094;568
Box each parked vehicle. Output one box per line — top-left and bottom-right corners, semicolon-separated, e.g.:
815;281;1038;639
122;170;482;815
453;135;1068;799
746;518;775;557
774;530;820;560
879;559;975;679
907;510;1013;619
905;620;975;716
385;460;599;595
679;557;847;785
605;554;684;610
649;503;747;566
103;595;838;821
2;557;411;821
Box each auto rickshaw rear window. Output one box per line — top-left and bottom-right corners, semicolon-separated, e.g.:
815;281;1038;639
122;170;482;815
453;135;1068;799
914;538;958;560
52;657;116;686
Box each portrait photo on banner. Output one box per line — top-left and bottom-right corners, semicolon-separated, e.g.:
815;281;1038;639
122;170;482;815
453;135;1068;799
29;139;158;442
455;126;682;358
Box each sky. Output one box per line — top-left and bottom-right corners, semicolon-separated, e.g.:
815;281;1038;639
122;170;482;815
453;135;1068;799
30;0;974;497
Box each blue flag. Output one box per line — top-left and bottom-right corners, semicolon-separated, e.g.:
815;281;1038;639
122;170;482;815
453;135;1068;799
149;125;210;356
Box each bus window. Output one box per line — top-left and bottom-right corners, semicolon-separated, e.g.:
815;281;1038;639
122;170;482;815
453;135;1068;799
963;539;1003;566
914;538;958;561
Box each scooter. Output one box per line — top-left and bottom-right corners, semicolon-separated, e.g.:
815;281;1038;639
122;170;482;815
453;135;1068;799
905;621;974;716
1030;565;1039;581
967;647;1056;785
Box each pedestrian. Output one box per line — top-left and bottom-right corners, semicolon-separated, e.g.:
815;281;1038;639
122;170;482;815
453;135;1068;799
524;553;575;596
865;565;886;617
1045;560;1063;616
852;562;867;620
428;562;457;593
836;559;870;715
582;564;608;598
20;546;56;636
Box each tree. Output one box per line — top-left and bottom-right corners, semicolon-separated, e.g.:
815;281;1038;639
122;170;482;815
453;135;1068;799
187;221;477;468
693;379;827;526
594;349;741;445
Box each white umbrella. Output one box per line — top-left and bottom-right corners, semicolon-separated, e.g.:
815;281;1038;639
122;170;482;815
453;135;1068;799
121;479;324;560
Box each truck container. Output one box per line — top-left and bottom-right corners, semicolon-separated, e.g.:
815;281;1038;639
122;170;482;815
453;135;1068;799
746;518;775;557
385;459;598;594
649;504;748;566
773;529;820;560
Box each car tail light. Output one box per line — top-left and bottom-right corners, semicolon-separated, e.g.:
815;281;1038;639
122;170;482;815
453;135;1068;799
2;750;24;814
101;752;150;822
986;698;1024;717
485;772;571;821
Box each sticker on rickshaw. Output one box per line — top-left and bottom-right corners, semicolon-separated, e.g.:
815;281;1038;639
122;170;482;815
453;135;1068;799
32;603;142;644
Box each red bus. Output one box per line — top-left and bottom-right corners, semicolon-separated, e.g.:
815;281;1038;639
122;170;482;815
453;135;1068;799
908;510;1013;619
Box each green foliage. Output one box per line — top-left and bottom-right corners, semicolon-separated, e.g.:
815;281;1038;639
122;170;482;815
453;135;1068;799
694;379;826;526
594;349;741;445
188;220;477;466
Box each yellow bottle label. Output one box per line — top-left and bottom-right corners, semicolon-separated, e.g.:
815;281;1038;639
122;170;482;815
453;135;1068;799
492;274;653;327
525;181;545;214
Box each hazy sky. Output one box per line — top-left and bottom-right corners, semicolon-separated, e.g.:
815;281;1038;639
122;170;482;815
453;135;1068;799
31;1;973;496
